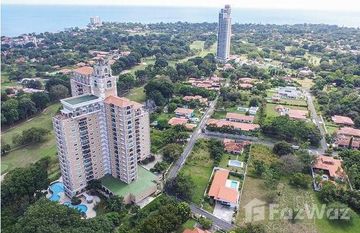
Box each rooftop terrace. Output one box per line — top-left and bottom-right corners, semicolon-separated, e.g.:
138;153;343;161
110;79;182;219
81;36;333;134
100;166;158;197
62;94;99;106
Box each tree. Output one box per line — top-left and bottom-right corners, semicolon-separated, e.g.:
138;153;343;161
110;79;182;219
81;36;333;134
49;84;69;101
279;155;304;175
106;196;125;213
167;102;177;113
18;97;37;120
1;99;19;125
31;92;50;110
318;181;337;203
208;139;224;165
14;198;82;233
199;217;212;230
150;161;169;173
289;173;311;189
177;202;191;222
117;73;136;93
162;143;183;163
154;57;168;68
253;160;266;176
71;196;81;205
1;143;11;156
12;127;50;146
87;179;102;191
273;141;293;156
165;173;194;201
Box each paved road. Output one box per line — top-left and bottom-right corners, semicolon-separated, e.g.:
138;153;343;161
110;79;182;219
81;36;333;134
167;96;218;180
190;203;234;231
304;90;327;154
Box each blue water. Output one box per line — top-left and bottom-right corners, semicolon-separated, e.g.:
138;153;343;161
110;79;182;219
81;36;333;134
2;5;360;36
230;181;239;189
64;202;88;213
49;182;64;202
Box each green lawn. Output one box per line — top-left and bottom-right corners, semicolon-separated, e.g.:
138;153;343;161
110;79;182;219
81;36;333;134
190;40;205;50
304;53;321;66
295;78;314;89
1;72;21;91
128;56;156;74
181;139;214;205
219;152;245;173
177;219;197;233
125;86;146;103
1;103;60;174
265;103;309;118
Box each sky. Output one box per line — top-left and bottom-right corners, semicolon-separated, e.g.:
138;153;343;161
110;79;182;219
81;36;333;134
3;0;360;12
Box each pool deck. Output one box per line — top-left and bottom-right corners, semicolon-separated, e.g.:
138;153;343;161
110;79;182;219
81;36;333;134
46;179;100;218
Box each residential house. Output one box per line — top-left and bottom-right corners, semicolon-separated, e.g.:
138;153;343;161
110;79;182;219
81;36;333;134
183;228;211;233
207;168;239;208
207;119;260;132
226;113;254;123
175;108;195;119
312;155;345;181
224;139;251;154
331;115;354;127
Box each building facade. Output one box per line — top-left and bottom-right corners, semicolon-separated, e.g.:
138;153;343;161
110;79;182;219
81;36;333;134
216;5;232;63
53;59;151;197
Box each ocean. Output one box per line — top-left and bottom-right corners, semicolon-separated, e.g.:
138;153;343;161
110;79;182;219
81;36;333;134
2;4;360;37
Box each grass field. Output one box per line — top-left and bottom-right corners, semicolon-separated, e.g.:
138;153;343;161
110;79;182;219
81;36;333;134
1;72;21;91
296;78;315;89
125;86;146;103
237;143;360;233
265;103;309;118
190;40;205;50
181;139;214;205
128;56;156;74
1;103;60;174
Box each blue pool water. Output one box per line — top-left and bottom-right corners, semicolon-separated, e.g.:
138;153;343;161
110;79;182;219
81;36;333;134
64;202;88;213
49;182;64;202
230;181;239;189
228;160;243;168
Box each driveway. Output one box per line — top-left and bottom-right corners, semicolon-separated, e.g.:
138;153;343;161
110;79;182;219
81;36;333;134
213;203;234;223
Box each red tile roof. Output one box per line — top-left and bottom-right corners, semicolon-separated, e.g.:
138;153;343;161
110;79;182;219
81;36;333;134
226;113;254;122
313;155;345;179
73;66;93;76
288;109;308;120
207;119;260;131
337;127;360;138
183;228;211;233
332;115;354;126
224;139;251;153
175;107;194;115
104;96;143;109
168;117;188;126
239;83;253;89
208;169;238;204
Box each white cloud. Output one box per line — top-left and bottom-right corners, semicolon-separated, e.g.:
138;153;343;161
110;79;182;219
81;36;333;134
3;0;360;12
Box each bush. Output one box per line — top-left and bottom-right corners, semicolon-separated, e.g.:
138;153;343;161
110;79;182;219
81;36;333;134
12;127;50;146
198;217;212;230
289;173;311;189
71;196;81;205
273;141;293;156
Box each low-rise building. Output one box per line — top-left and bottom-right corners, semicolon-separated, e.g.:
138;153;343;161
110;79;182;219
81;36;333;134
226;113;254;123
175;108;195;119
183;95;208;105
331;115;354;126
224;139;251;154
168;117;188;126
183;227;211;233
239;83;253;89
248;106;259;115
207;119;260;132
276;86;303;99
207;168;239;208
312;155;345;181
275;106;308;121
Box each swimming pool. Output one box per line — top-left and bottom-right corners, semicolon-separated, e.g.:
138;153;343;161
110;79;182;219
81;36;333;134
64;202;88;213
49;182;64;202
230;180;238;189
228;160;244;168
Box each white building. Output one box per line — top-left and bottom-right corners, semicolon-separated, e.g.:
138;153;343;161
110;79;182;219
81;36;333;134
216;5;232;63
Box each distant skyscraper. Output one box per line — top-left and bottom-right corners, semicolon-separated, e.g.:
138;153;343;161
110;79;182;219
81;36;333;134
90;16;102;27
216;5;232;63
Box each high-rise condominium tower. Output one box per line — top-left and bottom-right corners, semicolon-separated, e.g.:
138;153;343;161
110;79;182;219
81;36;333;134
53;59;150;197
216;4;232;63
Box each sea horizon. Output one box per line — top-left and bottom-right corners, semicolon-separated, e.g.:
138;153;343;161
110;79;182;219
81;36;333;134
2;4;360;37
